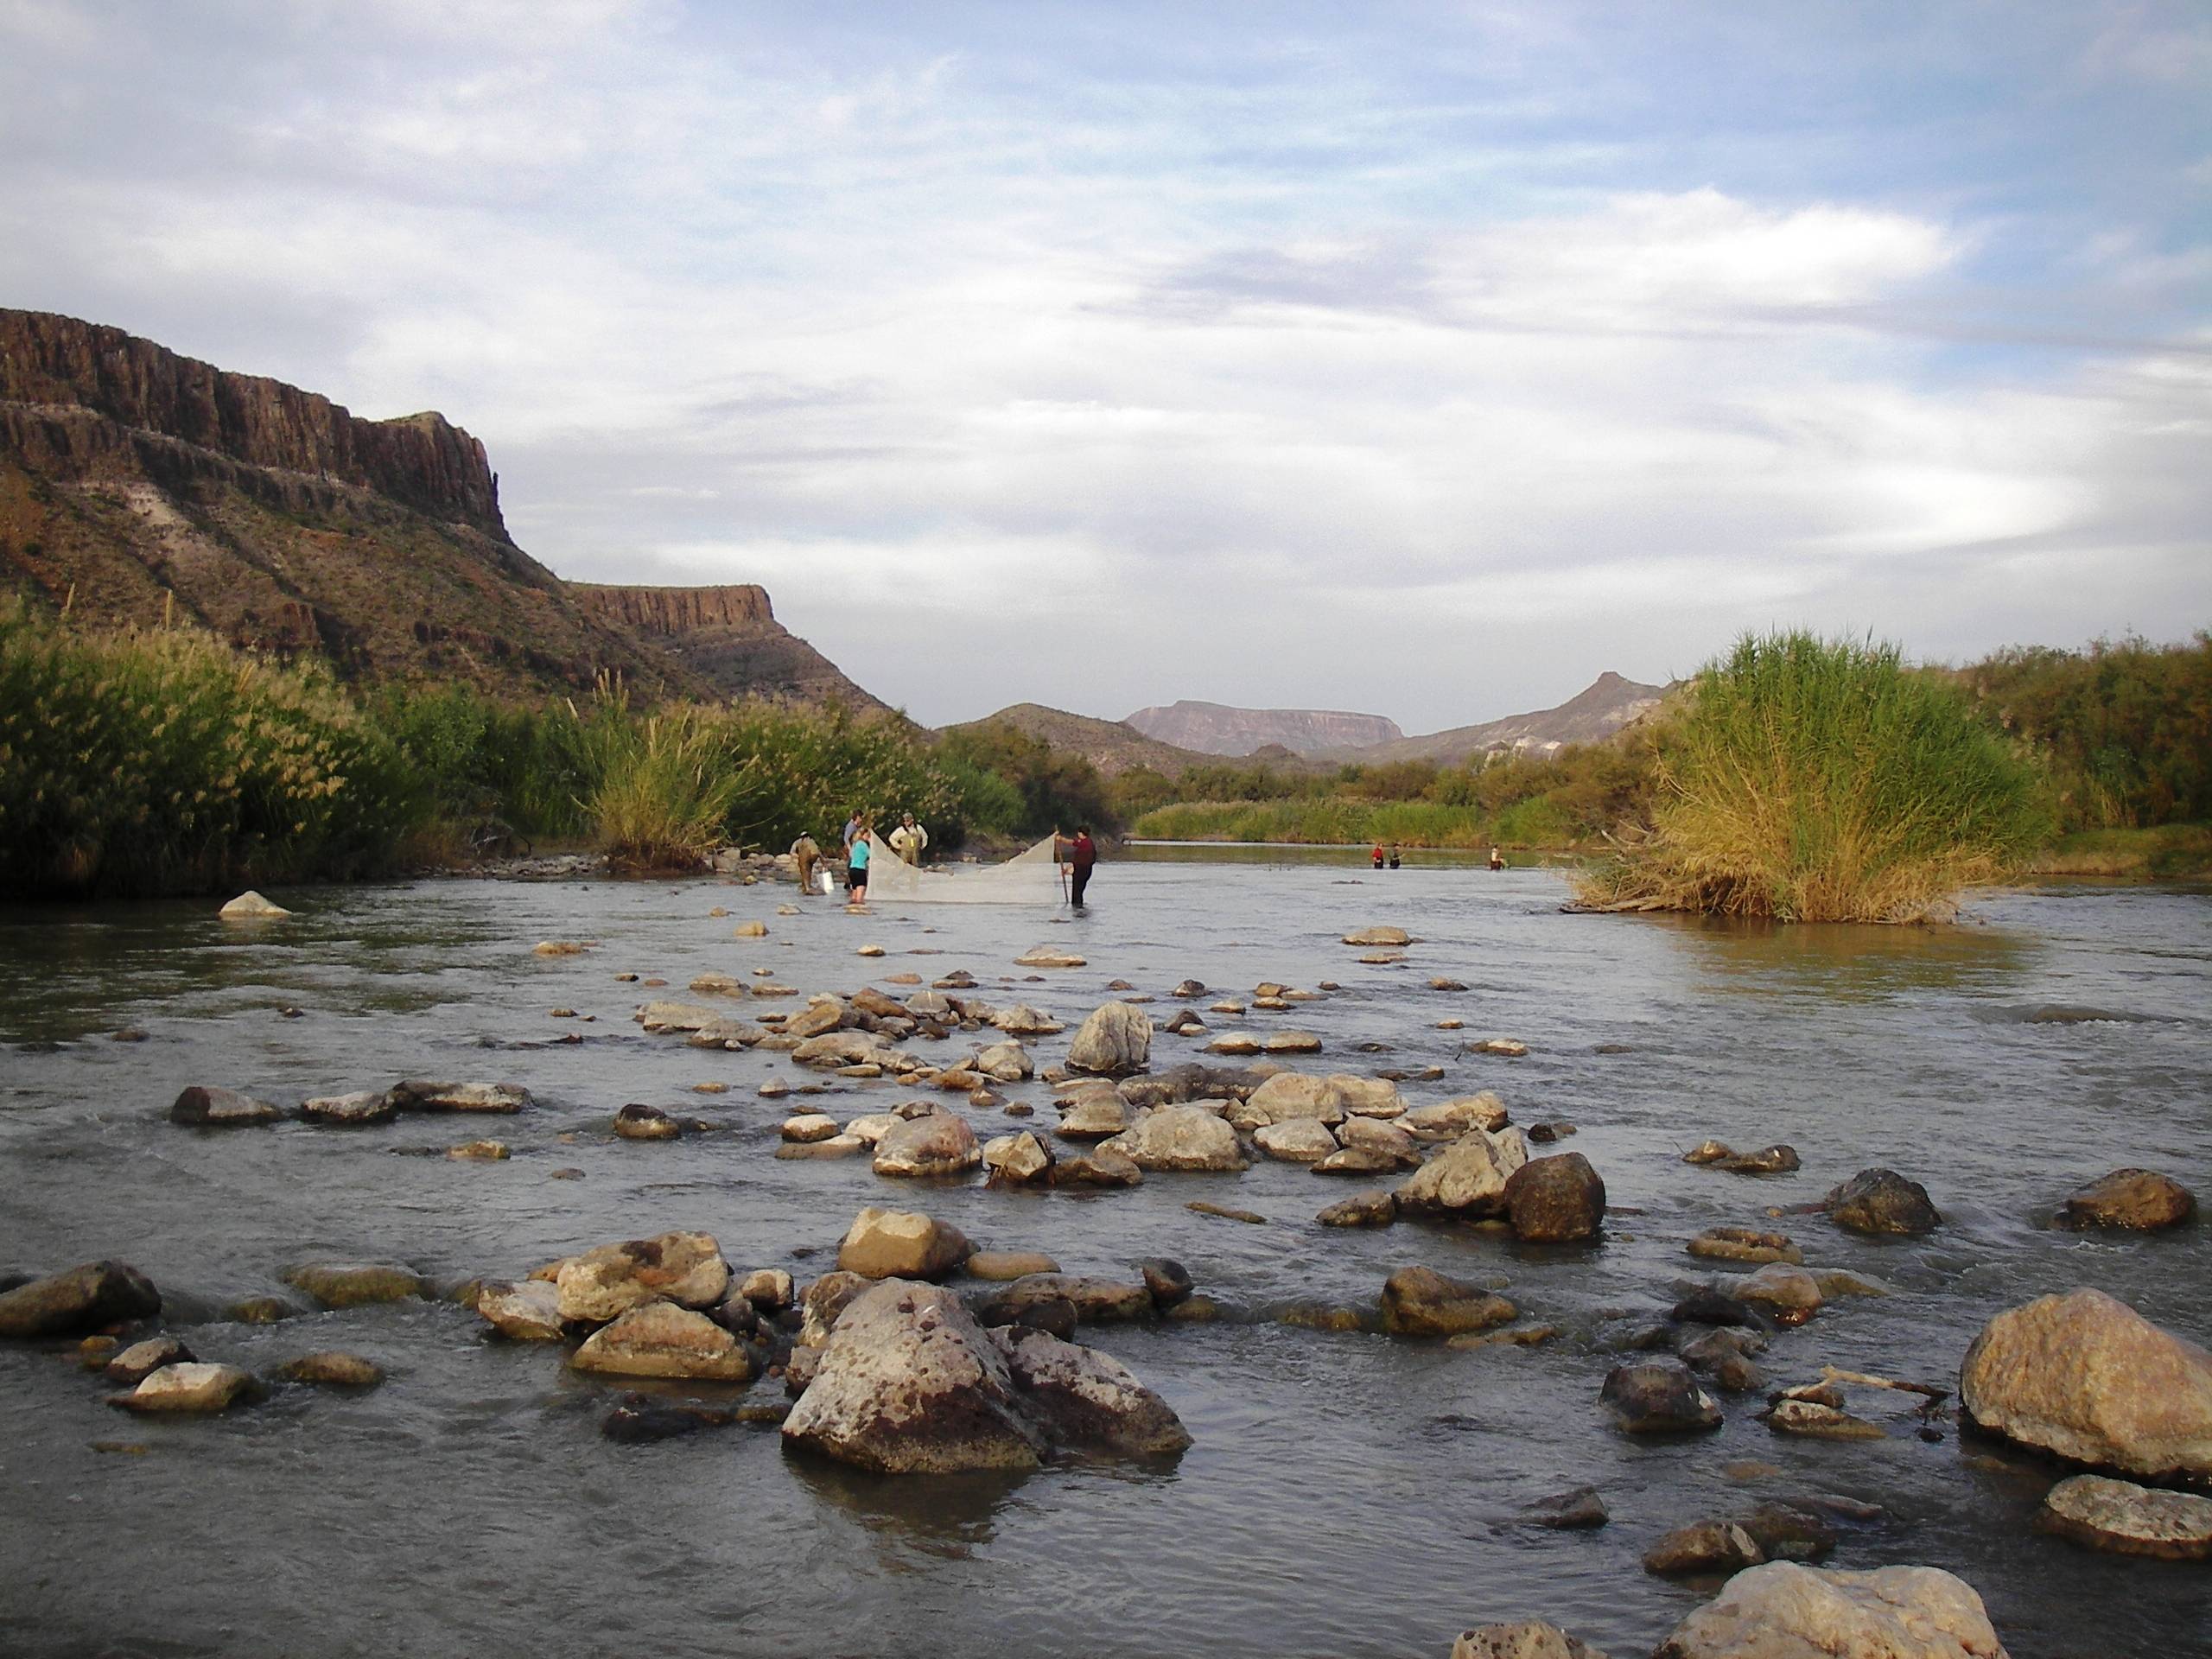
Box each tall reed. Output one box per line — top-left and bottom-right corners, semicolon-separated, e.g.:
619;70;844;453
1575;631;2050;922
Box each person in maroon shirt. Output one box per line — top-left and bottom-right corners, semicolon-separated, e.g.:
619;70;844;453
1059;824;1097;911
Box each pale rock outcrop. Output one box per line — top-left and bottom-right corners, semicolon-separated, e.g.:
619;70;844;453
1395;1126;1529;1217
1332;1076;1407;1118
836;1208;972;1280
476;1279;566;1340
1066;1002;1153;1076
1342;925;1410;946
872;1113;982;1177
1653;1561;2009;1659
1255;1119;1341;1163
974;1040;1033;1083
556;1232;729;1323
984;1130;1057;1185
1056;1088;1131;1140
571;1302;753;1381
110;1362;256;1414
1960;1288;2212;1482
1236;1071;1346;1127
1402;1094;1509;1138
219;890;290;918
1099;1106;1246;1172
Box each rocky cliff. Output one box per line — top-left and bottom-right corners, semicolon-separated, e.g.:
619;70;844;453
1124;699;1404;756
0;309;885;709
944;703;1212;778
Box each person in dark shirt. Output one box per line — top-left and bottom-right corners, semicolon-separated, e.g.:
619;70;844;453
1061;824;1097;911
1388;843;1402;869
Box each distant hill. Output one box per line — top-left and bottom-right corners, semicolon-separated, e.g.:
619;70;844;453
0;308;887;710
1311;671;1670;766
944;702;1212;778
1124;698;1403;755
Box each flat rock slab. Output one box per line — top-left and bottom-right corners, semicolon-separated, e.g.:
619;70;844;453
2037;1473;2212;1560
283;1263;427;1309
110;1362;255;1414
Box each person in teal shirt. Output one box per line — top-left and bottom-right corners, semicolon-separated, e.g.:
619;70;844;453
846;818;872;906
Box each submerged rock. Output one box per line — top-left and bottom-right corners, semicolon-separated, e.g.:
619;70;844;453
1643;1519;1764;1577
1825;1167;1940;1236
391;1079;531;1114
1960;1287;2212;1482
613;1103;681;1141
836;1208;971;1280
984;1273;1154;1325
298;1089;397;1127
2037;1473;2212;1560
1600;1359;1722;1433
0;1261;161;1338
1652;1561;2007;1659
1317;1190;1398;1228
2055;1168;2196;1231
1380;1266;1516;1338
1522;1485;1610;1530
1688;1227;1801;1266
1502;1152;1605;1243
110;1362;255;1414
1066;1001;1153;1075
1763;1399;1886;1440
276;1351;384;1389
571;1302;754;1381
169;1085;283;1128
1052;1148;1144;1188
283;1262;426;1309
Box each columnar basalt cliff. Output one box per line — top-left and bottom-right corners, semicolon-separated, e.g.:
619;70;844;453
0;308;884;709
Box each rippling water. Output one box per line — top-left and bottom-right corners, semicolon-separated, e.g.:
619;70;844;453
2;858;2207;1657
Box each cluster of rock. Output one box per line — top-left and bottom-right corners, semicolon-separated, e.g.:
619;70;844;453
171;1079;531;1128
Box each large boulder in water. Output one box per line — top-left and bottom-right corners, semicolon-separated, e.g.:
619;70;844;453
169;1085;283;1128
570;1302;753;1381
0;1261;161;1338
1960;1287;2212;1483
871;1113;982;1177
108;1362;257;1414
1652;1561;2008;1659
1825;1168;1939;1236
836;1208;971;1280
781;1281;1188;1472
1599;1359;1722;1434
556;1232;729;1323
2036;1473;2212;1560
1236;1072;1345;1127
1066;1002;1153;1076
1099;1107;1245;1172
1502;1153;1605;1242
2056;1168;2196;1231
1380;1266;1515;1338
1394;1127;1529;1217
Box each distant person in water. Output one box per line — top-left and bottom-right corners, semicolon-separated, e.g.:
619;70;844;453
1059;824;1097;911
1371;843;1385;869
1489;845;1506;871
790;832;821;894
889;813;929;866
846;818;872;906
1389;843;1402;869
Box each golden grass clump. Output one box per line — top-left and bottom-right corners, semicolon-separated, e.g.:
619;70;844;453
1574;631;2050;924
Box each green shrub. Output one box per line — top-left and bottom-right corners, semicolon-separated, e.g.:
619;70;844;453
1576;631;2050;922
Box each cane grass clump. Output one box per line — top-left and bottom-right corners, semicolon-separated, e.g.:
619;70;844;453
1574;631;2049;923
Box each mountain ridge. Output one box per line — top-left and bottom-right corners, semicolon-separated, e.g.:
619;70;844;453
1125;698;1402;755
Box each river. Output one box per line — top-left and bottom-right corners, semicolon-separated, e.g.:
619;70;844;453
2;856;2206;1657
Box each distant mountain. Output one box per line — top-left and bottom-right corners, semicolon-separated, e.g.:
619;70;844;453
1125;698;1403;755
0;308;887;710
944;702;1212;778
1311;672;1671;766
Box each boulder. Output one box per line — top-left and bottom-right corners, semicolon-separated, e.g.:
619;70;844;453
786;999;847;1039
836;1208;972;1280
1643;1520;1764;1576
1100;1107;1246;1172
991;1325;1192;1456
2056;1168;2196;1231
613;1103;680;1141
1014;946;1085;969
0;1261;161;1338
571;1302;754;1381
1600;1359;1722;1433
1237;1071;1346;1126
985;1274;1154;1325
1502;1153;1605;1243
1522;1486;1609;1530
1735;1263;1823;1321
1342;925;1410;945
109;1362;255;1414
1381;1266;1516;1338
741;1268;794;1310
1338;1116;1418;1162
1960;1287;2212;1482
1066;1002;1154;1076
219;889;290;918
1688;1228;1801;1266
974;1040;1033;1083
994;1005;1064;1036
1451;1624;1607;1659
872;1113;982;1177
1652;1562;2008;1659
1052;1148;1145;1188
390;1079;530;1114
782;1113;842;1143
299;1089;397;1126
556;1232;729;1323
1331;1075;1405;1118
1135;1258;1193;1308
1395;1127;1529;1217
637;1001;724;1033
169;1085;283;1128
1763;1400;1886;1441
791;1032;882;1069
283;1263;426;1309
799;1271;874;1346
984;1130;1057;1185
1262;1030;1323;1054
277;1351;384;1389
965;1250;1062;1281
1402;1095;1509;1137
476;1280;566;1340
1738;1502;1838;1563
105;1336;194;1384
1056;1090;1130;1140
1255;1120;1341;1163
1825;1168;1939;1236
2037;1473;2212;1560
1317;1190;1398;1228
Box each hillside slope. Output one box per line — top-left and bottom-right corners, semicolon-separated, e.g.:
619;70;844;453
1309;671;1670;766
0;308;881;709
945;702;1212;778
1125;698;1402;755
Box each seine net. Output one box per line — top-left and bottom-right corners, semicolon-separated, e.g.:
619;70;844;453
861;833;1065;905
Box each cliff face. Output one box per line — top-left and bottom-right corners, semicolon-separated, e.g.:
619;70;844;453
1124;699;1404;756
0;308;888;710
1306;671;1671;766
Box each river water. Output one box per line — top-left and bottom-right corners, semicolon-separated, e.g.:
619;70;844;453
1;856;2206;1658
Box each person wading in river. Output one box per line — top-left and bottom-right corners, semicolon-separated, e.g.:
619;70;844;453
888;813;929;866
1058;824;1097;912
845;819;873;907
790;832;822;894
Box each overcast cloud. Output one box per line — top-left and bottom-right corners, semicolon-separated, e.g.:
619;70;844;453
3;0;2206;728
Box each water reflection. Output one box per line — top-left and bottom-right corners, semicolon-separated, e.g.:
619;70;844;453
1640;912;2038;1003
787;1454;1029;1555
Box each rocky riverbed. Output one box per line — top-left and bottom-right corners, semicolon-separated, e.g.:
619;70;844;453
1;860;2207;1656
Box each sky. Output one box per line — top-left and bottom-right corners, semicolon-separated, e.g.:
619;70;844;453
2;1;2208;731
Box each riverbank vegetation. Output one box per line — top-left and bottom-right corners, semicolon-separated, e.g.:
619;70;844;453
1572;632;2052;922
